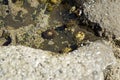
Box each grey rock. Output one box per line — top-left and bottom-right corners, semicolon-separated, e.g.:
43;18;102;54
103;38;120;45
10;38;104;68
0;41;116;80
84;0;120;38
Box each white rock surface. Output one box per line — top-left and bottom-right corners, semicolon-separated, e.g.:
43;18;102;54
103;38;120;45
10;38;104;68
0;41;116;80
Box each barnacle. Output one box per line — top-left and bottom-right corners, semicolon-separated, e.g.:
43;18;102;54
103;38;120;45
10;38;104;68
50;0;61;4
41;29;57;39
69;6;82;17
75;31;85;42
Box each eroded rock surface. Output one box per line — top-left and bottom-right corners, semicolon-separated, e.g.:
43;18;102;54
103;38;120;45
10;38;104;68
0;41;116;80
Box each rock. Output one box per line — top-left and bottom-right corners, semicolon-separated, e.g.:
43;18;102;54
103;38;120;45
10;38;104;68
0;41;116;80
0;0;119;80
82;0;120;79
104;62;120;80
84;0;120;38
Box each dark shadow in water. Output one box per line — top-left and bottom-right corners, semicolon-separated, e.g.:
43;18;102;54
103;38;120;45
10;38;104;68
2;36;12;46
